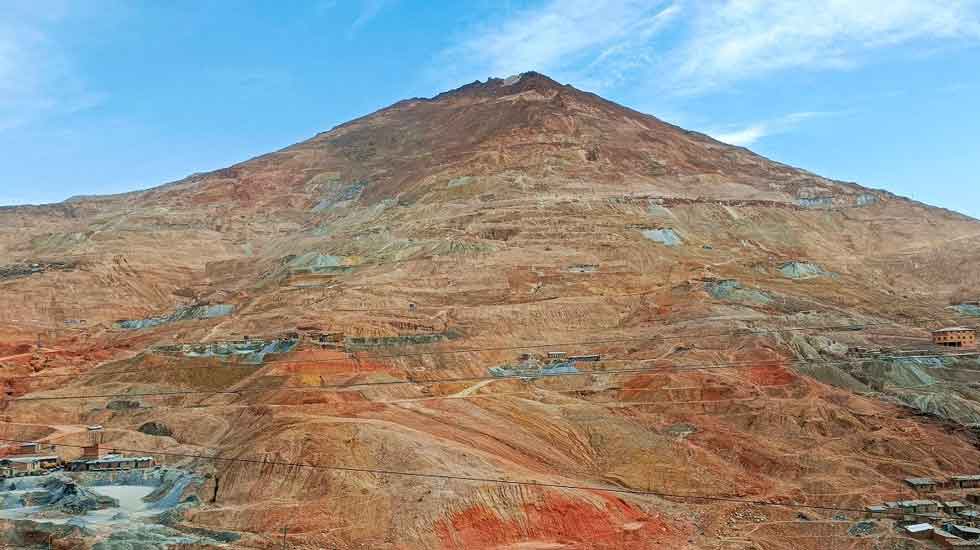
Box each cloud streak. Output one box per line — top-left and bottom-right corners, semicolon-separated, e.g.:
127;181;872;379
437;0;980;94
348;0;391;38
0;6;100;134
436;0;680;91
672;0;980;93
709;111;835;146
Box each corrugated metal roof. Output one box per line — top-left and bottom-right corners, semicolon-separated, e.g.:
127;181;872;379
2;456;58;463
906;477;938;484
899;499;938;507
905;523;933;533
86;456;153;464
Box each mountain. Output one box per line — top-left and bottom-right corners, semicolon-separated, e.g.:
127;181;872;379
2;72;980;549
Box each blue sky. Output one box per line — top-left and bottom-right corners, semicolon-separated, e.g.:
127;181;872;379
1;0;978;217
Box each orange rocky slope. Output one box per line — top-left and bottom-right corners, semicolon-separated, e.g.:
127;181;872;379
1;72;979;548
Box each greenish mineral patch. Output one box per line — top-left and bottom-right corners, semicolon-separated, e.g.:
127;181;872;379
797;196;834;208
154;337;299;365
447;176;474;188
311;225;332;236
286;252;352;273
779;261;829;280
789;334;848;360
646;203;672;217
489;359;579;379
952;304;980;317
665;423;697;437
867;359;937;387
0;260;78;281
855;193;878;206
705;280;772;305
312;180;367;211
642;228;682;246
115;304;234;330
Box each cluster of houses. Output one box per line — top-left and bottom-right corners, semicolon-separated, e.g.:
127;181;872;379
863;476;980;546
0;441;155;478
0;443;61;477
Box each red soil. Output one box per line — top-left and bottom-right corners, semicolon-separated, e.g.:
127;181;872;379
746;364;797;386
436;492;688;549
270;350;391;375
0;342;33;357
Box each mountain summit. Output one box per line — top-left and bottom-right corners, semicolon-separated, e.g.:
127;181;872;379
1;73;980;549
127;71;868;213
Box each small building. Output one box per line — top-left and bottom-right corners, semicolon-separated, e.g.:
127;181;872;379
948;525;980;540
569;354;601;362
959;510;980;520
946;501;970;513
905;523;934;539
0;466;12;478
952;476;980;489
66;454;154;472
10;442;42;456
80;443;107;460
0;455;59;474
966;493;980;505
1;458;40;474
899;500;940;514
547;352;567;361
934;528;964;545
933;328;977;349
866;504;890;518
907;477;940;492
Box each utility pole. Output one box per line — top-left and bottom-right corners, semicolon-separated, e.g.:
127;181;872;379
282;526;288;549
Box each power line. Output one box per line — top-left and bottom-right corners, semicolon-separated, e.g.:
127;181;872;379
2;313;970;395
6;351;975;403
0;320;858;380
0;436;958;524
0;356;899;401
265;277;980;315
3;315;968;386
270;318;980;361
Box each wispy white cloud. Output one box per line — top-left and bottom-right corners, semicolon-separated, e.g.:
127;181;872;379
0;5;101;133
709;111;835;146
437;0;980;94
348;0;391;38
435;0;680;92
672;0;980;93
711;124;769;147
314;0;338;15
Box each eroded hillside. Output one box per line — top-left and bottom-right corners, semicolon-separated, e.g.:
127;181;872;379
2;72;980;549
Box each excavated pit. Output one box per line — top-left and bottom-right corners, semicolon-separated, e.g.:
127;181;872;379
114;303;234;330
0;469;233;549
